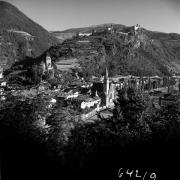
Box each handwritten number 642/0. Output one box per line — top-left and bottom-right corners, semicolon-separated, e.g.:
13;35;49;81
118;168;157;180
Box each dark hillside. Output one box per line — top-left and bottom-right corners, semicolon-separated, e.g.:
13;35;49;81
0;1;58;67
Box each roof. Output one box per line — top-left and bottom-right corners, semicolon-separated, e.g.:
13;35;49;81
71;94;100;102
150;76;162;79
63;88;79;93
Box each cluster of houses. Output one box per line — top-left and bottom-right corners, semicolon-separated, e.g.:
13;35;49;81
112;75;179;91
76;24;141;38
76;24;115;37
0;66;7;101
36;66;180;122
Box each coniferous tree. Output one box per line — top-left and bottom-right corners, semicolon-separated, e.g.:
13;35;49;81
112;87;149;129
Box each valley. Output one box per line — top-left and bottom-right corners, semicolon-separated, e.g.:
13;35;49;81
1;1;180;179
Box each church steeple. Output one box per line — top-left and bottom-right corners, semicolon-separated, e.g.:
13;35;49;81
104;67;110;107
105;67;109;80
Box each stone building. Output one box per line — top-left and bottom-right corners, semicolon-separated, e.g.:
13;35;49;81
134;24;141;31
0;67;3;79
39;52;54;79
78;32;92;37
45;52;53;71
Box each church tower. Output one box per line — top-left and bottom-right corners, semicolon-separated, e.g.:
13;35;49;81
104;67;110;107
45;52;52;71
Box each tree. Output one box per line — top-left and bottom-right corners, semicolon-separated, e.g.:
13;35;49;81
149;102;180;143
112;87;150;129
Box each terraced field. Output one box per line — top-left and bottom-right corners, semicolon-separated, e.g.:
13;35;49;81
56;58;80;71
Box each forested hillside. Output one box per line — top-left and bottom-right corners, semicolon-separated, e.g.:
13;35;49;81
49;24;180;77
0;1;58;68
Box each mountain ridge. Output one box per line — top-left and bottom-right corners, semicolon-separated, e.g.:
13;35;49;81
51;23;180;35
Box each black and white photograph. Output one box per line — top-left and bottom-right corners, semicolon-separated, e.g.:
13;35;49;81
1;0;180;179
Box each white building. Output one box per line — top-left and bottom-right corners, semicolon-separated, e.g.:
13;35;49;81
78;32;92;37
108;27;112;31
81;98;101;109
0;96;6;101
107;25;114;32
0;67;3;79
66;91;79;99
50;98;57;104
0;72;3;79
45;53;53;70
1;81;6;87
134;24;141;31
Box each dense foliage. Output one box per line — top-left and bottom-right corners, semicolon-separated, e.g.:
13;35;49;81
2;88;180;178
61;88;180;174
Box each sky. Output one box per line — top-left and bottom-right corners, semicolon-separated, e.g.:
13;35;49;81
4;0;180;33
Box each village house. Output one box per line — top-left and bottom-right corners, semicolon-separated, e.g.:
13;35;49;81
0;67;3;79
0;95;6;101
62;88;79;99
56;88;101;120
80;96;101;111
40;52;54;76
66;91;79;99
66;94;101;116
0;81;6;87
45;52;53;70
107;25;114;33
0;67;7;88
78;32;92;37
